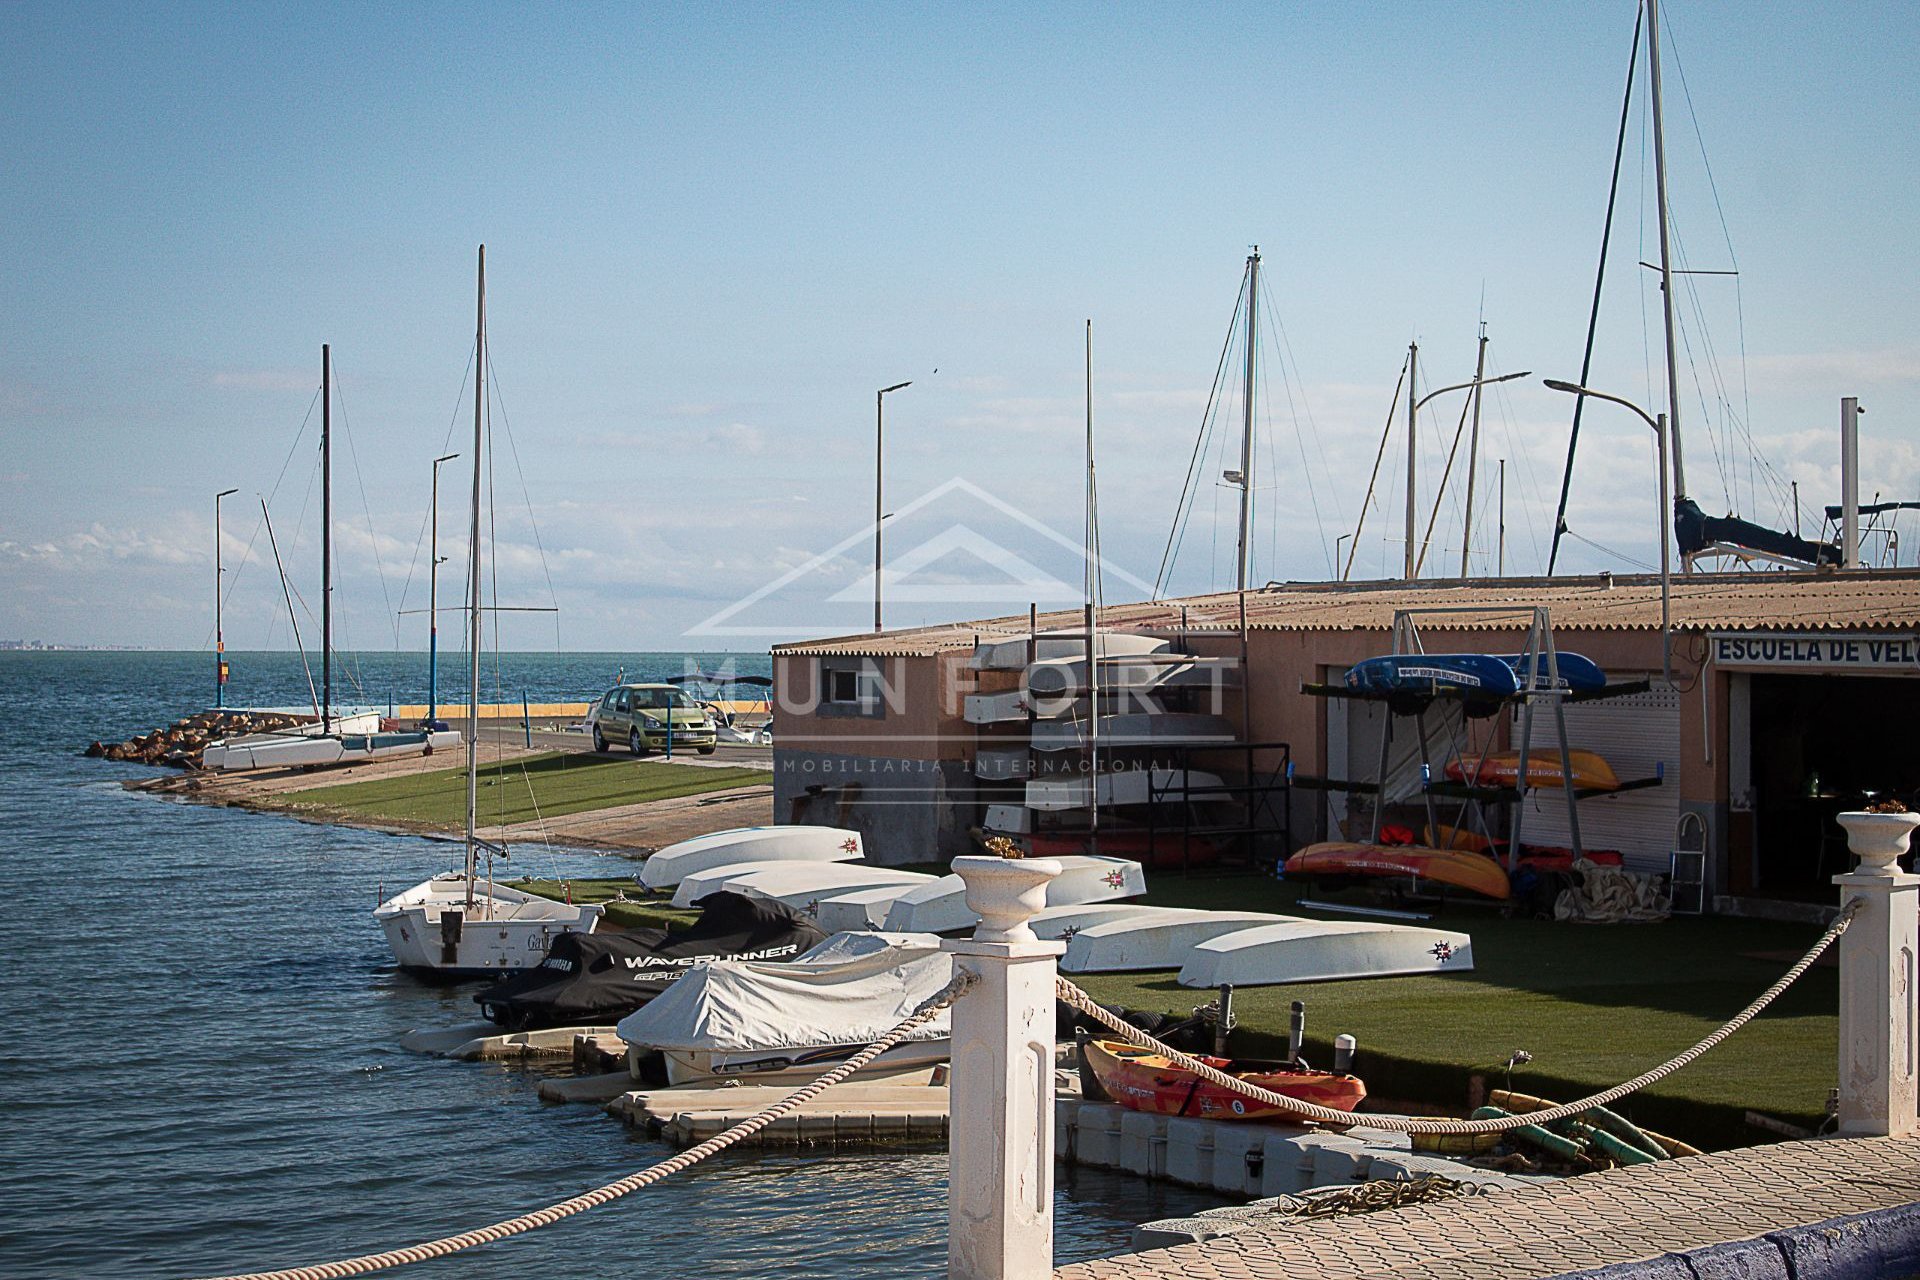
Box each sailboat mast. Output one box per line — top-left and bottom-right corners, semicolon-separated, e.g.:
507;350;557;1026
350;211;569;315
1459;326;1489;577
1085;319;1099;853
466;246;486;908
1645;0;1688;506
321;343;332;733
1404;341;1418;579
1235;250;1259;592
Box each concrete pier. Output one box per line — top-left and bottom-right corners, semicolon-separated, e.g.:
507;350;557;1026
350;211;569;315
1053;1134;1920;1280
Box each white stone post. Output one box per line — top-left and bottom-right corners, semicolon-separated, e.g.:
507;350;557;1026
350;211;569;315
944;855;1064;1280
1833;811;1919;1138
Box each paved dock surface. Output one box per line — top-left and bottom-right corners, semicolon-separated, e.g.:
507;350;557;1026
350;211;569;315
1056;1135;1920;1280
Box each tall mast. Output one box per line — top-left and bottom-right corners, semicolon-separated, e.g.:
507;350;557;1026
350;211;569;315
1404;341;1418;579
321;343;332;733
1645;0;1688;506
1459;325;1489;577
1235;249;1259;592
465;246;486;907
1085;319;1099;854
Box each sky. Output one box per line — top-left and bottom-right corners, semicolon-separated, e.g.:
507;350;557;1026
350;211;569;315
3;1;1917;652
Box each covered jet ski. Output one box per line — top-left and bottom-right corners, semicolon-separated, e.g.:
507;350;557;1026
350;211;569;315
473;891;826;1031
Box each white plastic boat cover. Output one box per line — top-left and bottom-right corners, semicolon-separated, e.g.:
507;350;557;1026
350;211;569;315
1176;919;1475;988
638;826;864;890
880;856;1145;933
617;934;954;1052
1060;909;1299;973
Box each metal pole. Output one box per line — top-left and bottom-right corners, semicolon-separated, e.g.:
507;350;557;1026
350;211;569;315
1646;0;1688;504
1842;397;1861;568
1498;460;1507;575
1085;320;1098;858
429;453;458;726
1460;327;1489;577
1656;413;1672;686
215;487;237;706
1404;341;1418;579
1236;250;1259;592
874;381;911;634
321;343;332;733
466;245;485;911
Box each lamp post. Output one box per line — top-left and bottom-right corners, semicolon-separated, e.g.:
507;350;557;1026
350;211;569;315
1543;379;1671;686
428;452;460;727
874;380;912;634
1334;534;1352;581
1404;361;1532;578
215;487;239;706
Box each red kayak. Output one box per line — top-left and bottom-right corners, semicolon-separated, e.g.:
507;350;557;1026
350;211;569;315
1084;1037;1366;1120
1286;841;1512;901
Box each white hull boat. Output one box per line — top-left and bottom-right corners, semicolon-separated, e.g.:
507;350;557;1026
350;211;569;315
1030;712;1237;753
637;825;863;890
375;874;603;976
619;930;954;1086
1176;919;1475;988
984;803;1032;834
880;855;1146;933
972;748;1030;780
1031;903;1194;942
711;864;938;918
205;726;460;771
1025;769;1225;811
969;631;1168;671
965;689;1053;725
1059;909;1298;973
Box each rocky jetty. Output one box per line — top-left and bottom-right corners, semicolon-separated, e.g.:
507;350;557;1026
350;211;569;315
84;710;306;769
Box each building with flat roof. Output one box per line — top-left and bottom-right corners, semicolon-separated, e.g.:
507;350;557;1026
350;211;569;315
770;568;1920;913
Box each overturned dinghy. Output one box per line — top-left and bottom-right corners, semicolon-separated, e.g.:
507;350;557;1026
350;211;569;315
1060;909;1300;974
880;856;1147;934
669;860;929;910
617;931;955;1086
637;826;864;891
1176;919;1474;989
473;892;826;1031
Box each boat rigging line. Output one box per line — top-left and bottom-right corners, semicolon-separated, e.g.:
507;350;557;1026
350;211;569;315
260;499;320;719
1341;353;1408;581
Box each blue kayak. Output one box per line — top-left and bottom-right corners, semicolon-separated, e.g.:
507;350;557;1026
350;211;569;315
1499;653;1608;693
1344;654;1521;699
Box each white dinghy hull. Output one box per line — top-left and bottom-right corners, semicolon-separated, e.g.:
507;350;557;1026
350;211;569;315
375;873;603;976
637;826;864;890
1176;919;1474;988
1060;909;1300;973
1024;769;1225;812
880;855;1146;933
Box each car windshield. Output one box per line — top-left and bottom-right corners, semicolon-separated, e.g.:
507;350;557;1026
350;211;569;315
633;688;693;710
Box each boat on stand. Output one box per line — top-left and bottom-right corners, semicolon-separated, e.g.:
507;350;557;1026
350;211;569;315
375;246;600;976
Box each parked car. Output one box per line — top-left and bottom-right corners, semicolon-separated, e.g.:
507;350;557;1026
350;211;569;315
591;683;718;755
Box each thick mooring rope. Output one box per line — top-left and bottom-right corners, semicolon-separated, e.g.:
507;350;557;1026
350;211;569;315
193;972;977;1280
1059;897;1860;1136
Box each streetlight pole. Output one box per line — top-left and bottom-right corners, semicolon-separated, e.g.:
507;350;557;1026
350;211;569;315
1543;379;1671;686
1405;364;1532;580
428;452;460;727
215;487;238;706
874;380;912;634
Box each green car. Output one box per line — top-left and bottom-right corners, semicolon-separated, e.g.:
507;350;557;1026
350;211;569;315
590;683;718;755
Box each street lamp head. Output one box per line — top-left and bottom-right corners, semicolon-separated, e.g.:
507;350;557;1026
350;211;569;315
434;452;461;465
880;381;912;395
217;487;240;498
1542;379;1585;395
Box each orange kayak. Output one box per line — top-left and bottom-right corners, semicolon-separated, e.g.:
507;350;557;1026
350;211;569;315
1286;841;1512;901
1445;749;1620;791
1083;1037;1365;1120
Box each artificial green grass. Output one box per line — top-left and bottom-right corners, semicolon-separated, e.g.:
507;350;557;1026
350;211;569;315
508;876;698;932
1073;874;1837;1148
278;752;767;829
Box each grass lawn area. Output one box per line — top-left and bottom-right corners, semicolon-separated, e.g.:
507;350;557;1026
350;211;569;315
278;752;767;829
1073;873;1837;1149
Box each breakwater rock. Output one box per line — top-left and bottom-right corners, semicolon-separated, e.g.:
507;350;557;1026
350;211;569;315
84;711;306;769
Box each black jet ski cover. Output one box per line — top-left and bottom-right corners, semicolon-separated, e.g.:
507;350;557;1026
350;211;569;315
473;891;828;1030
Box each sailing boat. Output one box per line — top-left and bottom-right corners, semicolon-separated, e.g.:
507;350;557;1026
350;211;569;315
374;246;601;976
202;345;464;770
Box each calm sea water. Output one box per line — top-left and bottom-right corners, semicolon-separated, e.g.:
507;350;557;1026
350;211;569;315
0;651;1219;1279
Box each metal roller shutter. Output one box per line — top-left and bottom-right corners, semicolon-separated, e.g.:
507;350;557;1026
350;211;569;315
1512;675;1680;873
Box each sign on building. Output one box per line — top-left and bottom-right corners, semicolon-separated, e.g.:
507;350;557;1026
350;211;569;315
1710;632;1920;674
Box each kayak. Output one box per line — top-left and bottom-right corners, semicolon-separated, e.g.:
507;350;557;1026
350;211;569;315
1499;652;1608;693
1083;1037;1366;1120
1425;825;1624;873
1344;654;1519;699
1444;749;1621;792
1285;841;1512;901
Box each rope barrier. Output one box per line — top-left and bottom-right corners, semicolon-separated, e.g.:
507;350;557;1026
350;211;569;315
1059;897;1860;1136
192;972;978;1280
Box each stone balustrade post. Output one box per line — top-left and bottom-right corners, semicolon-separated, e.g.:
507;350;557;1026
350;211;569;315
944;855;1065;1280
1833;811;1920;1138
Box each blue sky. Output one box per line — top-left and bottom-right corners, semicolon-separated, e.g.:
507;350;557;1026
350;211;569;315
3;2;1916;650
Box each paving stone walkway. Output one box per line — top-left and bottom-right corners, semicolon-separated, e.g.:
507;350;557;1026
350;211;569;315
1056;1135;1920;1280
